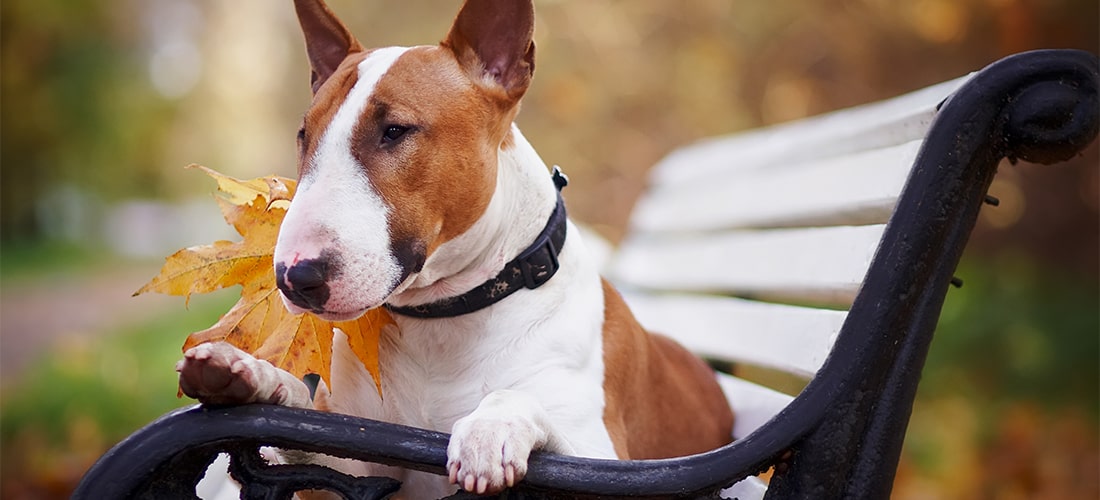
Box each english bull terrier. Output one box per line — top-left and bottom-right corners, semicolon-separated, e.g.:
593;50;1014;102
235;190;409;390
177;0;734;496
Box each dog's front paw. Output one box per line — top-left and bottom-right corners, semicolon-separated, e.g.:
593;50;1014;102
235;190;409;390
176;342;310;408
446;391;558;495
447;417;537;495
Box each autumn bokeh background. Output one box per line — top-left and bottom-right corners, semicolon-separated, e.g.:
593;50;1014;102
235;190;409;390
1;0;1097;497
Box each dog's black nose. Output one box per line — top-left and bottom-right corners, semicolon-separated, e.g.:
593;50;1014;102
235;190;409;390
275;259;331;312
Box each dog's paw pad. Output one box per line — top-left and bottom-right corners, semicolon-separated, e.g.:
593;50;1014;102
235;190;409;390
446;418;536;495
177;342;268;405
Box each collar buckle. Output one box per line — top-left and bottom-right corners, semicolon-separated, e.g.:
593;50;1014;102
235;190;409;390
518;235;560;290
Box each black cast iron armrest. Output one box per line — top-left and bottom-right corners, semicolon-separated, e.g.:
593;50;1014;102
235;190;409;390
74;404;768;499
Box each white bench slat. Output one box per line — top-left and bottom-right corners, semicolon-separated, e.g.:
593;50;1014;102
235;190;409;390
716;373;796;440
648;75;970;188
720;474;768;500
630;140;922;233
623;292;845;377
714;376;788;498
610;225;884;306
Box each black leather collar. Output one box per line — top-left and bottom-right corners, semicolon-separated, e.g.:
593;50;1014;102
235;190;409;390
385;167;569;319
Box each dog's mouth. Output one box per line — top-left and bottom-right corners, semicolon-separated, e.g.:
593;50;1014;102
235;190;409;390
279;296;370;322
313;308;369;322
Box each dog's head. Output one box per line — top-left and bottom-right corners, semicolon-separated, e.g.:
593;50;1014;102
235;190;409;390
273;0;536;321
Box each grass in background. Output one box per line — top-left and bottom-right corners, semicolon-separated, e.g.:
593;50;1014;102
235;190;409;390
0;292;234;499
0;241;119;282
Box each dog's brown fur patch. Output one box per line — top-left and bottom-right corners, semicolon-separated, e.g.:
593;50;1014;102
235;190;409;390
356;46;505;256
600;280;734;459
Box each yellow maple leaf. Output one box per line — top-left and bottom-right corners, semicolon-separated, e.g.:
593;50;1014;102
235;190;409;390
135;164;389;394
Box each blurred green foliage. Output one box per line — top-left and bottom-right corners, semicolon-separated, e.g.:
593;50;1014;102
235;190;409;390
0;0;177;242
0;241;112;281
929;257;1099;414
900;257;1100;498
0;293;234;497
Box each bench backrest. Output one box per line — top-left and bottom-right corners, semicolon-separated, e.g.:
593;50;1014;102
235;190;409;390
606;49;1097;498
605;76;971;440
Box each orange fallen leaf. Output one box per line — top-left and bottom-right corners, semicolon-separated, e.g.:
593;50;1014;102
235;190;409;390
136;164;389;394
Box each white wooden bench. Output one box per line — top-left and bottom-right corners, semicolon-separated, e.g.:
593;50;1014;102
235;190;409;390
601;72;975;499
611;73;975;430
74;49;1098;499
604;49;1098;498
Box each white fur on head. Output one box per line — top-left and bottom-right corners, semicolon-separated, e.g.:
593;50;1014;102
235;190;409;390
273;46;411;321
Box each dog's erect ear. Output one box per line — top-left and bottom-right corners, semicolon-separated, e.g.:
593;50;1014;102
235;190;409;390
293;0;364;94
443;0;536;102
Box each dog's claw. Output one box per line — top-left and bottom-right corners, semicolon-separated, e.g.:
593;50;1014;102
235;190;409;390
505;464;516;487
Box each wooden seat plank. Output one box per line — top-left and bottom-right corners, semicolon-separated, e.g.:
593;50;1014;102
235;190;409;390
622;292;845;377
716;373;796;440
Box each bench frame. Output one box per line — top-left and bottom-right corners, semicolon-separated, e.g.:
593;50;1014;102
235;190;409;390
74;49;1098;499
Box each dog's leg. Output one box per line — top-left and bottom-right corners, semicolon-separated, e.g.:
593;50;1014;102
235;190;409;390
176;342;313;409
447;390;575;495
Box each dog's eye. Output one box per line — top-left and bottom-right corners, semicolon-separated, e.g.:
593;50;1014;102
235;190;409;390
297;127;306;143
382;125;410;144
